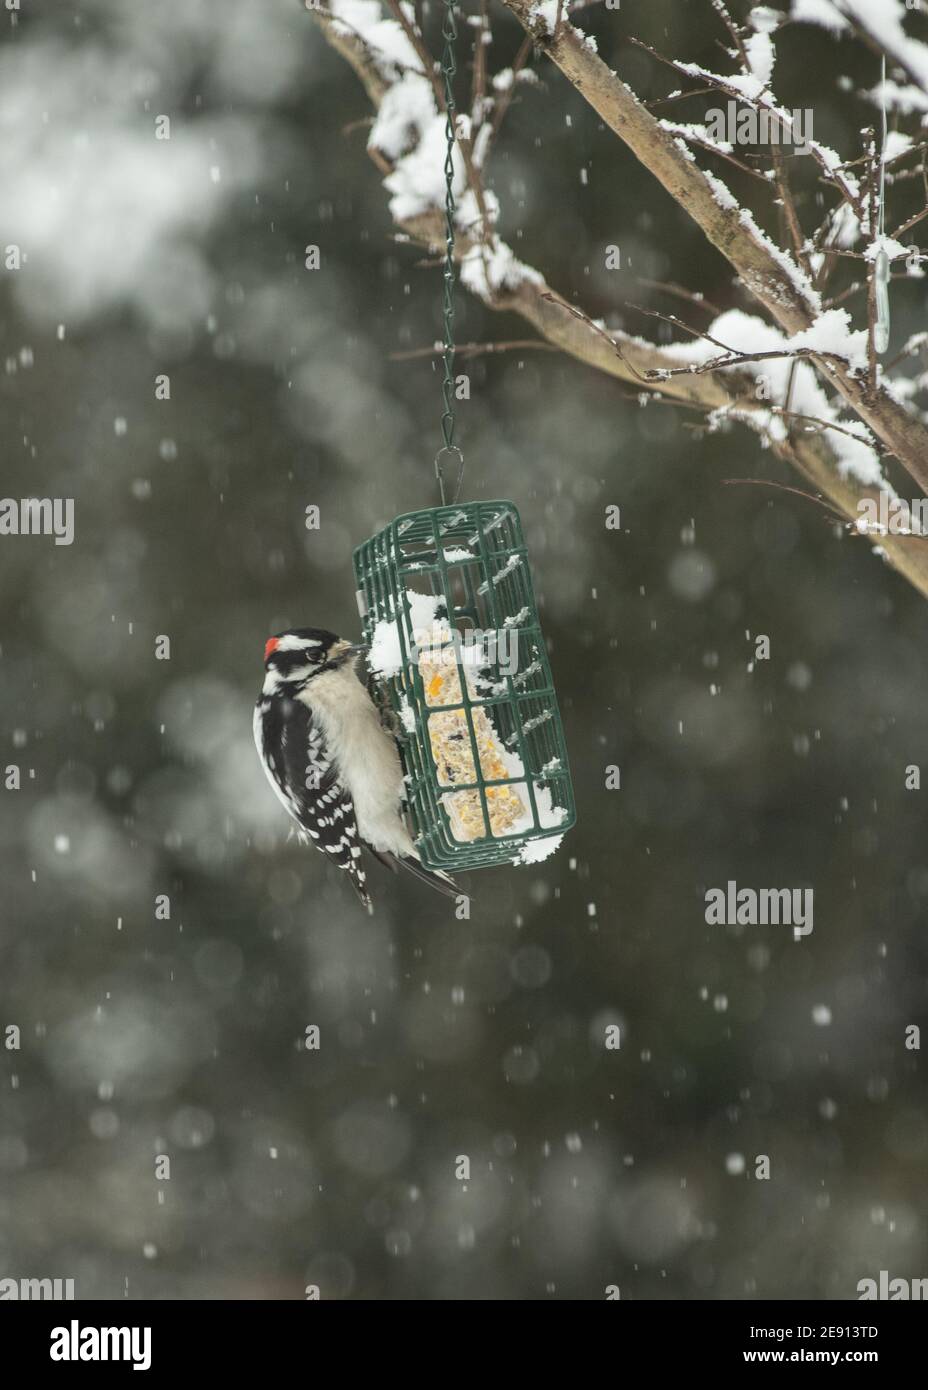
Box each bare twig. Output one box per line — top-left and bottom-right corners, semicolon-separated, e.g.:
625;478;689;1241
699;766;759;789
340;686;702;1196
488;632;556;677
770;141;809;275
644;346;846;381
645;86;718;110
893;207;928;238
389;338;559;360
485;34;533;156
635;277;724;317
471;0;488;121
722;476;849;525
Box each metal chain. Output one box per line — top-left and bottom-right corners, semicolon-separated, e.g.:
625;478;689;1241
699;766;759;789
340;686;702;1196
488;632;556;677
435;0;464;507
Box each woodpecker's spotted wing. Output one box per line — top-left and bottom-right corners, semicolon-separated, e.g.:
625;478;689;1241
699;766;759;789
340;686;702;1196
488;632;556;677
253;693;372;912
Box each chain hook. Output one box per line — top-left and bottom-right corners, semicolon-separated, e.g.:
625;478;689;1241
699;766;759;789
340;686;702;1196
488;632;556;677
435;445;465;507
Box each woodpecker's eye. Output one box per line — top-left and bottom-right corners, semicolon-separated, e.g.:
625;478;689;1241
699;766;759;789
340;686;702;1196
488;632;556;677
264;637;280;662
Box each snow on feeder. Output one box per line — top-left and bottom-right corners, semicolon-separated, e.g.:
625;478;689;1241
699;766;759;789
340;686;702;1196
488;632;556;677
353;500;575;871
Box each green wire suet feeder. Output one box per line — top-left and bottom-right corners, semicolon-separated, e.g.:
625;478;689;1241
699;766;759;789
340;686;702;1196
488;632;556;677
353;0;575;871
354;501;575;871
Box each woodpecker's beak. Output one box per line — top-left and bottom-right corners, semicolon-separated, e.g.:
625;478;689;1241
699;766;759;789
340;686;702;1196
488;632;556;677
336;641;369;665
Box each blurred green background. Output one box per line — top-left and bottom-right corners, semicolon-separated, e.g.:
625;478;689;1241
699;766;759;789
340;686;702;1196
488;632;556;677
1;0;926;1300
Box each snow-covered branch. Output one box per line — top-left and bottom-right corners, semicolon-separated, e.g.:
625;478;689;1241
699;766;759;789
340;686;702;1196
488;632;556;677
306;0;928;601
814;0;928;102
499;0;928;498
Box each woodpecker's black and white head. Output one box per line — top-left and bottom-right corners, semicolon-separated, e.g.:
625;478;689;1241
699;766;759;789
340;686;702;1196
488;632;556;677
261;628;364;696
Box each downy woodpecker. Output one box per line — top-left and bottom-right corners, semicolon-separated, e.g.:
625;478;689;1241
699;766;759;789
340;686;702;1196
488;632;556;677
254;628;457;912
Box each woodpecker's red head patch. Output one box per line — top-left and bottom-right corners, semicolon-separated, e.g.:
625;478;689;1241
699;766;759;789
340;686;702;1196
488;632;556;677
264;637;280;663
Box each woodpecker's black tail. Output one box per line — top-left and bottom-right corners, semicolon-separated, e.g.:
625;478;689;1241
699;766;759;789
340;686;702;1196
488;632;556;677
346;860;374;915
377;851;460;901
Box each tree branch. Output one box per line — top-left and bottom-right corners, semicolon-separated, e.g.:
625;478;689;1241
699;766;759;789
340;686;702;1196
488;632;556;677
305;1;928;602
498;0;928;495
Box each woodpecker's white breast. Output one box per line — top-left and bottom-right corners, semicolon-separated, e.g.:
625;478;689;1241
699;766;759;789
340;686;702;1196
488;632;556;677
298;663;414;857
